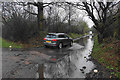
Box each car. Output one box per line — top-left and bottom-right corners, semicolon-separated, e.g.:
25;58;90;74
43;33;73;49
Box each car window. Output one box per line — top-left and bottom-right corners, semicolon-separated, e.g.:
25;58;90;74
65;35;69;38
46;34;56;38
58;35;66;38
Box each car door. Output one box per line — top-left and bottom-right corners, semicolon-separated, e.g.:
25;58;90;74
58;35;67;45
65;35;71;45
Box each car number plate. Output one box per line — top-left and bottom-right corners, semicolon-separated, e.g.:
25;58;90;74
46;41;51;43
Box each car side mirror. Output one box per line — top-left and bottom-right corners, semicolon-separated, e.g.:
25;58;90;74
67;37;69;39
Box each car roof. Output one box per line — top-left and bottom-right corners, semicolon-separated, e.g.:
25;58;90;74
48;33;66;35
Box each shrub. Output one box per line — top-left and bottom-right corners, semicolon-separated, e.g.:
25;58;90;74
2;15;38;43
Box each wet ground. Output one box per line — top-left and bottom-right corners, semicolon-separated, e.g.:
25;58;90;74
2;35;114;79
43;36;95;78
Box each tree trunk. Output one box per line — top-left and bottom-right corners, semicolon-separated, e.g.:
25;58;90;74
37;2;43;32
97;32;103;43
68;5;71;33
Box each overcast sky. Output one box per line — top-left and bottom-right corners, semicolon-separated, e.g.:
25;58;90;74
43;0;94;28
1;0;96;28
9;0;94;28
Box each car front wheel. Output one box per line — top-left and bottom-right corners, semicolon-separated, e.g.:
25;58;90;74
70;41;73;46
58;43;63;49
44;45;48;48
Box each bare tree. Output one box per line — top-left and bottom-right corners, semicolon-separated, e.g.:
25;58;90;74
2;2;36;23
70;1;120;43
22;2;44;32
44;2;79;33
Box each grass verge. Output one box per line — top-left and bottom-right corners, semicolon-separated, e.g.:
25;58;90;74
69;33;83;39
0;37;23;48
0;32;87;48
92;35;120;78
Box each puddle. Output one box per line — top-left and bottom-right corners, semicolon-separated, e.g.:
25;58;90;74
38;35;95;78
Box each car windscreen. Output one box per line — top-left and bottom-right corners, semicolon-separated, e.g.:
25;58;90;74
46;34;57;38
58;35;66;38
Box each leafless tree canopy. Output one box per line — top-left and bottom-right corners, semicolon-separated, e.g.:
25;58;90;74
2;1;120;43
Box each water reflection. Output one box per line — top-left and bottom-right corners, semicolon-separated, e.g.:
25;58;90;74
44;35;95;78
75;37;88;47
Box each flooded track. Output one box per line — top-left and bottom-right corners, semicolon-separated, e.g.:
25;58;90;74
42;35;95;78
2;35;96;78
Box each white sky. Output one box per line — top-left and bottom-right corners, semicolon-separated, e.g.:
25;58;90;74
4;0;95;28
1;0;119;29
43;0;94;28
83;16;94;28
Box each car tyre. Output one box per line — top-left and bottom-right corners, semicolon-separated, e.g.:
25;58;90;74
58;43;63;49
70;41;73;46
44;45;48;48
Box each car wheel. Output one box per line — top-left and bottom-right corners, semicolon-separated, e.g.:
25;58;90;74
58;43;63;49
70;41;73;46
45;45;48;48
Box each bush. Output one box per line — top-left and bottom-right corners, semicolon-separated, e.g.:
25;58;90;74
69;33;82;39
2;15;38;43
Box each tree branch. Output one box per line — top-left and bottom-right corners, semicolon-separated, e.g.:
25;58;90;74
27;2;38;6
93;2;102;21
24;8;37;15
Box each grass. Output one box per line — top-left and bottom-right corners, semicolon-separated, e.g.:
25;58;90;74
92;35;120;78
28;32;86;48
0;37;23;48
0;31;47;48
0;32;86;48
69;33;83;39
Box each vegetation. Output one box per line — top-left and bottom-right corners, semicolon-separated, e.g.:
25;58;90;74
2;15;38;43
92;35;120;78
1;1;120;79
2;2;89;48
69;33;82;39
0;37;22;48
84;2;119;43
90;2;120;79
